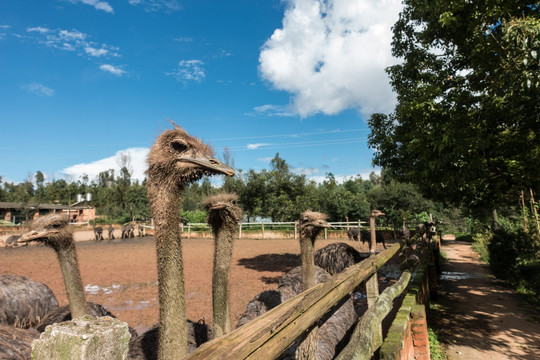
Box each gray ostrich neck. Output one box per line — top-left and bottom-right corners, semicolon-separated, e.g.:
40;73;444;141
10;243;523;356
149;182;188;359
56;243;88;319
370;216;376;254
300;227;316;291
212;223;235;338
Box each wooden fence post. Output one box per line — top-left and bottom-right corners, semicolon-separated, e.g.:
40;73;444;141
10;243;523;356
239;223;242;239
261;223;265;239
366;274;382;347
294;221;298;240
188;223;191;239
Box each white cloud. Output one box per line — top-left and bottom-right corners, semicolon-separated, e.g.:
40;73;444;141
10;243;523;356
247;143;271;150
62;148;149;182
293;167;319;176
85;46;109;57
0;25;11;29
253;104;295;117
27;26;50;33
26;27;119;59
167;60;205;82
68;0;114;13
99;64;126;76
128;0;181;12
257;157;274;163
259;0;403;118
22;82;55;97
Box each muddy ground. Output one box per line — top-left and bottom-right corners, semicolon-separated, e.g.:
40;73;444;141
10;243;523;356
0;233;384;334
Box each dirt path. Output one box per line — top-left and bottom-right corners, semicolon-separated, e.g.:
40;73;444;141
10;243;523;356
432;236;540;360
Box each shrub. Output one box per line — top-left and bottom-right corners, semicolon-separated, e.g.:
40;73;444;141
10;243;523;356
488;221;540;308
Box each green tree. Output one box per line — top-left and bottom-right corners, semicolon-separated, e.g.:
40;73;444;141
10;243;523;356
368;1;539;213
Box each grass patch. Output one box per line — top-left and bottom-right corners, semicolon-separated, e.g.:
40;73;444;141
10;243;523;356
428;327;447;360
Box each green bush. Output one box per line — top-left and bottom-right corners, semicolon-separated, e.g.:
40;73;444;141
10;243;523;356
428;328;446;360
488;222;540;308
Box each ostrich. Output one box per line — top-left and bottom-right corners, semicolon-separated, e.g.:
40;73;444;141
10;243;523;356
314;242;368;276
236;211;357;360
366;209;386;253
0;324;39;360
93;225;104;241
138;225;145;237
146;121;235;359
203;193;243;338
18;214;91;319
0;274;59;329
108;225;115;240
400;218;410;241
298;211;331;291
4;234;22;247
236;265;357;360
346;228;360;242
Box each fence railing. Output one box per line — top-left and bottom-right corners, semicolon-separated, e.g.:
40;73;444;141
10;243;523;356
171;220;371;239
185;231;438;360
186;242;405;359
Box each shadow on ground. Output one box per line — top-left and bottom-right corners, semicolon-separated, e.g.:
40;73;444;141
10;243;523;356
237;253;300;273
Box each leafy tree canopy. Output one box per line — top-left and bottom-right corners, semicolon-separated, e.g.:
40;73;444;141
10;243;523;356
369;0;539;212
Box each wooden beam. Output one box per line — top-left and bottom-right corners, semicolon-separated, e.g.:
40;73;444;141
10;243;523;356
336;271;412;360
187;243;402;360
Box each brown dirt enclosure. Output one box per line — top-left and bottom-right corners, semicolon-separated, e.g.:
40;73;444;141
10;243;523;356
0;232;386;335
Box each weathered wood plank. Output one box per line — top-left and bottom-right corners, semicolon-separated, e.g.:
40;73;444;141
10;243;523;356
186;243;402;360
335;270;412;360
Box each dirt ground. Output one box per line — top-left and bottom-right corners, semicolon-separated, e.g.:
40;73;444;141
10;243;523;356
432;236;540;360
0;231;380;335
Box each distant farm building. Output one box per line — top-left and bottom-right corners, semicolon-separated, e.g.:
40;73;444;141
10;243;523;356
0;202;95;224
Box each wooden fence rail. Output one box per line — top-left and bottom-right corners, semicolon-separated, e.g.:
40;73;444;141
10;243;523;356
187;242;403;360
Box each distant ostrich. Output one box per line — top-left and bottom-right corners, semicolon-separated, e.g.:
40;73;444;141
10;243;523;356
0;324;39;360
146;120;235;358
400;218;410;241
346;228;360;242
0;274;59;328
4;234;22;247
203;193;243;338
314;242;368;276
93;225;104;241
138;225;145;237
108;225;115;240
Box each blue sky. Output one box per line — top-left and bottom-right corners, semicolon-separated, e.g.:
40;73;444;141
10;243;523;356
0;0;403;185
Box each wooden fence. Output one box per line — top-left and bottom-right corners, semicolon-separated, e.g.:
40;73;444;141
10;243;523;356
186;232;438;359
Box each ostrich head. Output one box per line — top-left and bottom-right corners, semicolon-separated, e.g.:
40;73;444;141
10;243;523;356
203;193;243;232
299;211;331;241
370;209;385;218
18;214;72;251
147;120;235;188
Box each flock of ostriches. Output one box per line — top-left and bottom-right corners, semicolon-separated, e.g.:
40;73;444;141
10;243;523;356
0;122;411;360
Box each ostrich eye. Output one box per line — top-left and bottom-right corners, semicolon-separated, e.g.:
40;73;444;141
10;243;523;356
50;223;61;229
171;141;187;153
232;200;237;205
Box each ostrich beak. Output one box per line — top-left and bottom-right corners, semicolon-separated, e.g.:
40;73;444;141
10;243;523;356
180;156;236;177
18;229;49;243
210;203;227;210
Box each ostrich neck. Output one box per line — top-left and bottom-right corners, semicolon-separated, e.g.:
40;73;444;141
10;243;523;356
212;224;235;338
370;216;376;254
56;243;88;319
300;230;315;291
149;182;188;359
